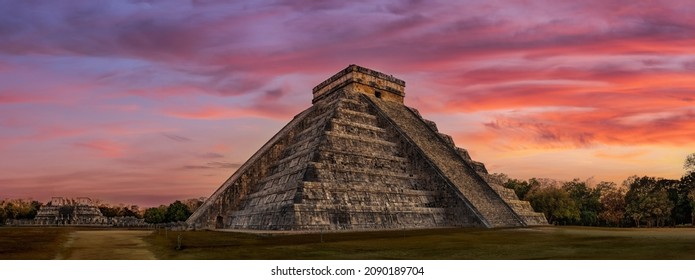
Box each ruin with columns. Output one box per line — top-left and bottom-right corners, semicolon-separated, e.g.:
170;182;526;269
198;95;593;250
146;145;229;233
34;197;107;225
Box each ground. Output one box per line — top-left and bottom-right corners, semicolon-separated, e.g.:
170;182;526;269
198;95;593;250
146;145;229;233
56;230;155;260
1;226;695;259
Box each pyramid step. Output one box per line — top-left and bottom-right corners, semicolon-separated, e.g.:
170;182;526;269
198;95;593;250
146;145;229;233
301;181;435;197
294;203;442;212
292;117;330;143
334;108;379;127
314;149;409;173
489;184;520;201
336;98;369;113
244;191;298;208
292;205;453;231
255;163;306;186
324;131;400;154
281;133;321;158
307;162;420;184
506;200;537;212
275;148;312;167
318;147;408;163
226;203;297;230
316;148;408;166
312;91;344;108
328;118;390;142
306;105;337;125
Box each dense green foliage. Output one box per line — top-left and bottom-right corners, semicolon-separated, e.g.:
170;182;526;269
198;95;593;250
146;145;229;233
142;198;201;224
165;200;192;222
503;153;695;227
143;206;167;224
526;185;580;224
505;175;692;227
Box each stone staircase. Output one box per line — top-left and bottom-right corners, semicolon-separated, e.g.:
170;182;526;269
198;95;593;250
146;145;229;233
293;92;480;230
363;94;525;228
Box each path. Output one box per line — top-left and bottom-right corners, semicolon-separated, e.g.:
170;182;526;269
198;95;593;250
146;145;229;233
56;230;156;260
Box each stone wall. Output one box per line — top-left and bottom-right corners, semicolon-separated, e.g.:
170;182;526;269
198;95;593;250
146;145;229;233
312;65;405;104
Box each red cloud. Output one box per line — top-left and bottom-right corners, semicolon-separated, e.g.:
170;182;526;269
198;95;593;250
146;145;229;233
74;139;127;158
162;102;301;121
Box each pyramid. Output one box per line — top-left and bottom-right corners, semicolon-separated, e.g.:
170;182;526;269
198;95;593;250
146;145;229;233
186;65;547;230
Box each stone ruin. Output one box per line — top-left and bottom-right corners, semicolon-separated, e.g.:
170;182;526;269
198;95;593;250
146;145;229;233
34;197;107;225
187;65;547;230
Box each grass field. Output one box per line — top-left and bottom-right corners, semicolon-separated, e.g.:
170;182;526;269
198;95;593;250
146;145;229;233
2;226;695;259
0;227;75;259
146;226;695;260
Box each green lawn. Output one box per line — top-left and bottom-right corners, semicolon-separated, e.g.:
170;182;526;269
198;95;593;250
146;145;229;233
145;226;695;260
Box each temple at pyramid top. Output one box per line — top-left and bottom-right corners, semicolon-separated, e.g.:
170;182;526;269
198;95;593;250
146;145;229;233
312;64;406;104
187;65;546;231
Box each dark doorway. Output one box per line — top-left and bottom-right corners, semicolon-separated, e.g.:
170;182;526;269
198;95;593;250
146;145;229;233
215;216;224;229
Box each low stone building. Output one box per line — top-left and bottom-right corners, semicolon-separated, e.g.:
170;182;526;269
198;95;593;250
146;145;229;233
34;197;107;225
187;65;547;231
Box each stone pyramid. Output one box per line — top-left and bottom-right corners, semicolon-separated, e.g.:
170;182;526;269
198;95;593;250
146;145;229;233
187;65;547;230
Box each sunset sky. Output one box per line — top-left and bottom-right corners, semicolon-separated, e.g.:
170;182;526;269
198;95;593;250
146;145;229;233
1;0;694;206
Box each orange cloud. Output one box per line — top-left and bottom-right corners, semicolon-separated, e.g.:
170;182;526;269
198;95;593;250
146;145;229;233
594;150;649;160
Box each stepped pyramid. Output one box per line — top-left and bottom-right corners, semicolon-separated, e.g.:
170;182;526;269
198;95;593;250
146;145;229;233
187;65;547;230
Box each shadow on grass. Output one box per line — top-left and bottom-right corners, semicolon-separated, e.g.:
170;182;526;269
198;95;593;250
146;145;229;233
0;227;75;259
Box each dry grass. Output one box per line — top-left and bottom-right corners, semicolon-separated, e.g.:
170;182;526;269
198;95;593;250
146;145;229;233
56;230;155;260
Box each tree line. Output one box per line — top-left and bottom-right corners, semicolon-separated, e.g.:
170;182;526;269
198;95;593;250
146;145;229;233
501;153;695;227
0;199;42;224
141;198;203;224
0;197;204;225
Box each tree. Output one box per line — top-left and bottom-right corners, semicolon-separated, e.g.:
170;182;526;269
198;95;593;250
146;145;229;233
562;179;603;226
526;186;580;225
689;188;695;226
644;188;673;227
684;153;695;174
28;200;42;219
1;199;42;220
683;172;695;226
624;176;649;227
504;179;536;200
0;203;7;225
665;175;692;225
598;182;626;227
118;207;140;218
98;206;119;218
143;206;167;224
165;201;192;222
624;176;674;227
